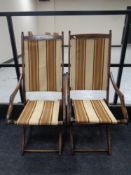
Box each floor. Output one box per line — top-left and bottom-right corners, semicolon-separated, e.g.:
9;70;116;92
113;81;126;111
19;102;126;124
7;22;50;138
0;123;131;175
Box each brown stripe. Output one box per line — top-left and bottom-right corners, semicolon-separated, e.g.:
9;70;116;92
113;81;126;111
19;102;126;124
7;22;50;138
46;40;56;91
17;101;37;125
39;101;54;125
93;38;105;90
73;100;89;123
75;39;86;89
28;40;39;91
100;39;105;89
38;101;45;124
91;100;112;123
99;100;112;123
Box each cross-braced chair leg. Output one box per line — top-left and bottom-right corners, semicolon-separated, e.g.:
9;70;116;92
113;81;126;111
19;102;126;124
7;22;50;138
58;126;62;155
69;125;112;154
69;125;74;155
20;125;62;154
106;125;112;155
21;126;26;155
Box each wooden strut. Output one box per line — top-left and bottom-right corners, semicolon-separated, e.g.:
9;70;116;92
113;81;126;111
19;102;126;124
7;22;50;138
21;125;62;155
69;125;112;155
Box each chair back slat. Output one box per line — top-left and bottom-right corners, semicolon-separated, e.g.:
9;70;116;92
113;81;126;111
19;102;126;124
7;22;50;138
69;32;111;90
23;34;63;92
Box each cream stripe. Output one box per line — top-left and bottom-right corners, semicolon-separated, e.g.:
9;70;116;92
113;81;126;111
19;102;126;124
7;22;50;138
70;39;76;90
100;100;117;123
28;101;44;125
38;40;47;91
56;40;62;91
24;40;29;91
102;38;109;90
73;101;79;122
51;100;60;125
85;39;94;89
83;100;99;123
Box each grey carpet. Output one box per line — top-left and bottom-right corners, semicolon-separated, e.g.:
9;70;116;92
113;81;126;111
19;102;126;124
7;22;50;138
0;122;131;175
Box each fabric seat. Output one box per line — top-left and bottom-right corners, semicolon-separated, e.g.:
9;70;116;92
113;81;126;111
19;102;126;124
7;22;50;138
73;100;117;124
16;100;60;125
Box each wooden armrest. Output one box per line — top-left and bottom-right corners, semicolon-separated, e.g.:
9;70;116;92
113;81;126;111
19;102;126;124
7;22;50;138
6;74;23;121
110;72;128;123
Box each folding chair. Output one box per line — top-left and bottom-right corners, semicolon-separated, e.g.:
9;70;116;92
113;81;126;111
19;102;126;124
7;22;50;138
67;30;128;154
7;32;66;155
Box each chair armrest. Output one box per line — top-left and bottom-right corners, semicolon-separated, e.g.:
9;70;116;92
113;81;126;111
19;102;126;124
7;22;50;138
6;74;23;122
110;72;128;123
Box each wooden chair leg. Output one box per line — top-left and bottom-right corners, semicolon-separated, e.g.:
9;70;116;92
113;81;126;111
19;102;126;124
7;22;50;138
106;125;112;155
69;125;74;155
21;126;26;155
20;125;62;155
58;126;62;155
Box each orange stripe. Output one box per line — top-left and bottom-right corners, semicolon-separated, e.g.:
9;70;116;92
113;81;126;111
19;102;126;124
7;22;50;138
39;101;54;125
99;100;112;123
17;101;37;125
91;100;111;123
93;38;105;90
46;40;56;91
75;39;86;90
73;100;89;123
28;40;39;91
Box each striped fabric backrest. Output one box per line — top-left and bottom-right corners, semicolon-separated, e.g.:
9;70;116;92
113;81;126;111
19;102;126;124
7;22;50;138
22;34;63;92
69;31;111;90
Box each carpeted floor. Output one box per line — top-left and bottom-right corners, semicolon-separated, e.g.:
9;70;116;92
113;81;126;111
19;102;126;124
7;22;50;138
0;122;131;175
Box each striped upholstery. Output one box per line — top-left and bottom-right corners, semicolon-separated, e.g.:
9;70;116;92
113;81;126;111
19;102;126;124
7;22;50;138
24;37;62;91
73;100;117;124
70;34;111;90
16;100;60;125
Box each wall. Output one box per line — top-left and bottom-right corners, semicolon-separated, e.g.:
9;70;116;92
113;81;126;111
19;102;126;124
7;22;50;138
0;0;37;63
37;0;131;44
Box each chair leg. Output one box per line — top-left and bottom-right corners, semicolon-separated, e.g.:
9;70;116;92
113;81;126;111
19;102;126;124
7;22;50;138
106;125;112;155
69;125;112;154
20;125;61;154
58;126;62;155
21;126;26;155
69;125;74;155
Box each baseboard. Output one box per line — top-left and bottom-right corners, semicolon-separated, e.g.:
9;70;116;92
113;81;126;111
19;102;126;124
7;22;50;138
1;54;22;64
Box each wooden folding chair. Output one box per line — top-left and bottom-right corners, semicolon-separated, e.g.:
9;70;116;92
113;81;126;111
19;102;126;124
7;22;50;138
67;30;128;154
7;32;66;155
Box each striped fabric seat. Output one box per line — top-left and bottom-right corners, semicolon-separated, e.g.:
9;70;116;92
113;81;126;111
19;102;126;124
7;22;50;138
16;100;60;125
73;100;117;124
70;34;110;90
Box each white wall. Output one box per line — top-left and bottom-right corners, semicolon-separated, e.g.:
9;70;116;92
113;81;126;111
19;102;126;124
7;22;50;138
0;0;37;63
37;0;131;44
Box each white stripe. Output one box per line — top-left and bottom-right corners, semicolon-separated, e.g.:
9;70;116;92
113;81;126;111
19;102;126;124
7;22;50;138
100;100;117;123
29;101;44;125
51;100;60;125
83;100;100;123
